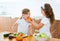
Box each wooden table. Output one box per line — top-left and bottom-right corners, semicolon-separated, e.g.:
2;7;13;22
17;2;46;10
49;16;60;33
48;38;60;41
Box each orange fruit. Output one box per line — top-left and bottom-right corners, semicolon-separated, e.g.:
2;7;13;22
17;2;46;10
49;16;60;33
27;17;32;21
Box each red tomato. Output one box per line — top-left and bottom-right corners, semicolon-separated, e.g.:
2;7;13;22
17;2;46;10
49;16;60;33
19;34;23;36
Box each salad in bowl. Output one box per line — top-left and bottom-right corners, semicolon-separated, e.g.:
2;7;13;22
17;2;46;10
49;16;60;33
33;33;49;41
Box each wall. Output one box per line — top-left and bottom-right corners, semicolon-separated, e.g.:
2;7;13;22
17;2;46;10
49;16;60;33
0;0;60;20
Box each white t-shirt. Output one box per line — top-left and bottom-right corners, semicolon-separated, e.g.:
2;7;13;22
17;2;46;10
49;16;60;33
39;16;52;37
16;18;29;34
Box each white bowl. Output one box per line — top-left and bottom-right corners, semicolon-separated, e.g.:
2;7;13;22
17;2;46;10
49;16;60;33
33;33;49;41
36;38;48;41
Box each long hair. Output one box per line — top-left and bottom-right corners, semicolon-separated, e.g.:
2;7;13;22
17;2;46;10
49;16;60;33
44;3;55;24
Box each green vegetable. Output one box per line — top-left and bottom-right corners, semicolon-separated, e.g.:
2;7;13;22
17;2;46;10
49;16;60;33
37;33;48;38
4;33;10;37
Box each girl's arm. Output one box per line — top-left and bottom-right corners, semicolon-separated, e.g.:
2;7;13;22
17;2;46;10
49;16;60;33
11;19;20;33
31;20;44;29
28;24;35;36
11;22;18;33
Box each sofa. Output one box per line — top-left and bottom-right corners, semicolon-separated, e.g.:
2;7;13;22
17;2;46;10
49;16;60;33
0;17;18;32
0;17;60;38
